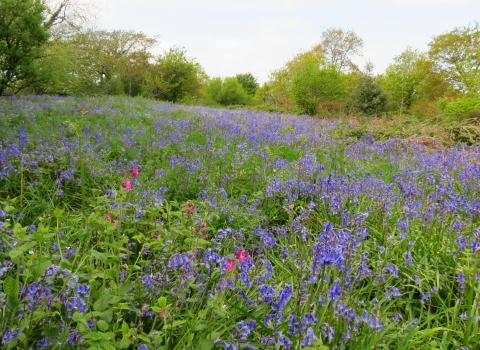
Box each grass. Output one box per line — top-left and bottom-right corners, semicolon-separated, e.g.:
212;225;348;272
0;95;480;349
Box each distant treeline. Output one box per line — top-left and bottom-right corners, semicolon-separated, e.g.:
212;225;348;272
1;0;479;119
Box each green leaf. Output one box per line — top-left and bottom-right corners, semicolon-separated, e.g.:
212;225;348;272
53;207;64;217
91;250;107;263
72;312;88;327
118;337;132;349
200;339;214;350
100;309;113;322
19;241;37;253
3;276;19;298
194;324;207;331
121;321;129;336
157;296;167;308
163;319;186;329
96;320;109;332
93;295;110;312
6;295;19;310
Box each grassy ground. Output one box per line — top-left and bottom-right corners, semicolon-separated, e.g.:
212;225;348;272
1;95;480;349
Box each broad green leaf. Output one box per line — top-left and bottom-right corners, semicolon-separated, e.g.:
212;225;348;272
96;320;109;332
157;296;167;308
121;321;129;336
3;276;19;297
91;250;107;263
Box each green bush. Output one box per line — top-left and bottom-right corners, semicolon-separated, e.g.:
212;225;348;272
204;77;250;106
351;74;389;116
439;96;480;121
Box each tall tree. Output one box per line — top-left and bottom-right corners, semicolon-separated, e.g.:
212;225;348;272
428;22;480;94
313;28;364;72
142;47;205;103
0;0;50;95
235;73;259;96
351;63;388;116
72;29;157;95
291;54;346;115
379;47;425;113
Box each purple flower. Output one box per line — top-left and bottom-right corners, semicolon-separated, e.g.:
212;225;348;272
273;284;293;312
327;278;342;302
302;327;317;347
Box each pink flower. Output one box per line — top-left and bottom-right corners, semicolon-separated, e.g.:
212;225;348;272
235;249;250;262
114;220;119;227
130;168;139;177
159;309;166;317
202;232;208;239
156;234;161;240
201;222;207;228
122;180;132;191
105;214;112;221
226;259;236;271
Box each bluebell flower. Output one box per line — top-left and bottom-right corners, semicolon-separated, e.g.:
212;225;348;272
273;284;293;312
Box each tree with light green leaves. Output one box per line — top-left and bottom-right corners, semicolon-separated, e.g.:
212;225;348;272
378;47;425;114
290;54;346;115
142;47;206;103
428;21;480;95
204;77;250;106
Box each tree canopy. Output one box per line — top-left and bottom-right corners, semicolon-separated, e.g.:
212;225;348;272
0;0;50;95
142;47;205;103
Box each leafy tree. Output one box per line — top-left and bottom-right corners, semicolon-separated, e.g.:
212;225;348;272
313;28;364;72
291;55;346;115
351;64;388;116
257;50;325;110
235;72;259;96
142;47;205;102
378;47;425;113
71;29;157;96
0;0;50;95
205;77;249;105
428;22;480;94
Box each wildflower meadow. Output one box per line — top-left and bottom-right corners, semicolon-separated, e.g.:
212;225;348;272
1;95;480;350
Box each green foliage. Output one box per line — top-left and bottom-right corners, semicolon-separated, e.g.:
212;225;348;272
290;56;346;115
204;76;250;105
351;71;389;116
235;72;259;96
0;0;50;95
428;21;480;93
378;47;425;113
438;96;480;120
142;47;204;102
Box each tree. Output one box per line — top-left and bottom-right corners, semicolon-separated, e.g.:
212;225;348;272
351;64;388;116
235;72;259;96
378;47;425;113
257;50;326;109
313;28;363;72
72;29;157;96
428;22;480;94
290;53;346;115
204;76;249;105
0;0;50;95
41;0;98;30
142;47;205;102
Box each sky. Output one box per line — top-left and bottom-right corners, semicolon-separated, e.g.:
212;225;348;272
98;0;479;84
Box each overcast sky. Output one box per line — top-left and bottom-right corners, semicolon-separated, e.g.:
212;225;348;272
98;0;479;84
